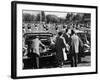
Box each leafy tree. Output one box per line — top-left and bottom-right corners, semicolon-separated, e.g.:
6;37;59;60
46;15;60;23
35;13;40;22
81;13;91;24
72;13;83;23
65;13;74;23
23;13;35;23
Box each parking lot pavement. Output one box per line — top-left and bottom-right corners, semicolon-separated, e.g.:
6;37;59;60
23;55;91;69
63;55;91;67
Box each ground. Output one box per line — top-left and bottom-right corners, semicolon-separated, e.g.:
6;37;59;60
23;55;91;69
63;55;91;67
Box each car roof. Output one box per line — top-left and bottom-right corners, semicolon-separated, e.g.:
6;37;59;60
23;32;53;38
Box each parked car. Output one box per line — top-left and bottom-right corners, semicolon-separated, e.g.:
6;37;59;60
76;30;91;56
23;32;57;69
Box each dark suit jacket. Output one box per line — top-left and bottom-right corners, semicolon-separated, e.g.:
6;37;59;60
63;33;71;45
55;37;65;61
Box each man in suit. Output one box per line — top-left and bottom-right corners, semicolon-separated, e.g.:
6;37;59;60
55;32;69;67
70;30;83;67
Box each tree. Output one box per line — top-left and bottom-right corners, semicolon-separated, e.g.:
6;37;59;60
65;13;74;23
23;13;36;23
79;13;91;25
72;13;83;23
35;11;46;22
41;11;45;22
46;15;60;23
35;13;40;22
59;18;65;24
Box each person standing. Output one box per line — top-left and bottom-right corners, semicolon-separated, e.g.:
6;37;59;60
63;29;71;45
63;29;71;61
55;32;68;67
70;30;83;67
32;36;46;69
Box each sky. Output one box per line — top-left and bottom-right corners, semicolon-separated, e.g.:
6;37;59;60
45;11;67;18
23;10;40;16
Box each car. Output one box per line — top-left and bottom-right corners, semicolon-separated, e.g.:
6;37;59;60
76;30;91;56
23;32;57;69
